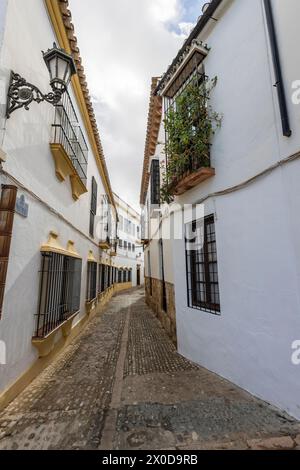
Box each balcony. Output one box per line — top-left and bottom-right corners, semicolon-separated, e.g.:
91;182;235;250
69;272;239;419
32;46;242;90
167;154;215;196
50;91;88;200
161;72;220;201
99;236;111;250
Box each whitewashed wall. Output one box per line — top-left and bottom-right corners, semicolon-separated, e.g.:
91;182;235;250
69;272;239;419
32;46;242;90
115;202;144;287
170;0;300;419
0;0;111;394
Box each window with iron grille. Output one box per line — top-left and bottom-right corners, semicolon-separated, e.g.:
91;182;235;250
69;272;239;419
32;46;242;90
52;90;88;184
185;215;220;314
35;252;82;338
87;261;97;301
151;159;160;206
90;177;97;238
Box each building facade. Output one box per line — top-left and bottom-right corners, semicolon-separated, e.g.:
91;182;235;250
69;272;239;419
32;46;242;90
141;0;300;419
114;193;144;288
0;0;126;409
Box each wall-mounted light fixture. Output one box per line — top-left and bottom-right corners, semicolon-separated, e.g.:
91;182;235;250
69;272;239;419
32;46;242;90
6;43;76;119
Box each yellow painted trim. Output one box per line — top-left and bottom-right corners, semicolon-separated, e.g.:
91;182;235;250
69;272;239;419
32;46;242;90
87;250;97;262
41;232;82;259
67;240;80;258
45;0;116;215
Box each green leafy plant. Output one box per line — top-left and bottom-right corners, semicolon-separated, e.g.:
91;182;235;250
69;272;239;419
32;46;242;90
160;76;221;203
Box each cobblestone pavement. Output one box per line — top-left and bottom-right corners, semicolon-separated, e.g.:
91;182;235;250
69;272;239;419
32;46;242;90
0;288;300;450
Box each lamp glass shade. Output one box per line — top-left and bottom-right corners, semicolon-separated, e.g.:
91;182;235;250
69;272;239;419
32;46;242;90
43;43;76;93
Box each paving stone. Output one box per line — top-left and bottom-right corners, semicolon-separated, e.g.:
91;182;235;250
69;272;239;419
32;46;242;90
0;287;299;450
247;436;295;450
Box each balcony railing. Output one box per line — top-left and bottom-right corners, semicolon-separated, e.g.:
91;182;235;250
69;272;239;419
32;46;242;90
52;91;88;185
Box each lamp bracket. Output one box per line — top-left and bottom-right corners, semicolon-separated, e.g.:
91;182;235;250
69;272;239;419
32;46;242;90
6;71;62;119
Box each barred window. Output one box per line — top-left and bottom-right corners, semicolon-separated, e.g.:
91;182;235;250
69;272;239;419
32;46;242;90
90;177;97;238
87;261;97;301
151;159;160;206
35;252;82;338
185;215;220;314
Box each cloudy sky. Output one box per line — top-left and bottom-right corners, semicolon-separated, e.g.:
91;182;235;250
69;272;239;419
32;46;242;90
69;0;206;211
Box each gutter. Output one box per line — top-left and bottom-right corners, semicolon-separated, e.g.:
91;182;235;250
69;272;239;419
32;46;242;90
155;0;224;95
263;0;291;137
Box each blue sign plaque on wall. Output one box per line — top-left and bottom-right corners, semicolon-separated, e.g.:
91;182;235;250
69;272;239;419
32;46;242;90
15;194;29;218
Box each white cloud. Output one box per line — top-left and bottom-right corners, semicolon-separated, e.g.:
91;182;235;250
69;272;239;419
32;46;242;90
69;0;197;211
150;0;179;22
176;21;195;38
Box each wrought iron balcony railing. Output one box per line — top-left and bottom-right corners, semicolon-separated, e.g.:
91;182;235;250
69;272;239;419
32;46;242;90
52;91;88;185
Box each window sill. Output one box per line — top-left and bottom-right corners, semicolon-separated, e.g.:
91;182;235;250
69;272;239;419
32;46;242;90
50;143;88;201
171;167;215;196
32;311;79;358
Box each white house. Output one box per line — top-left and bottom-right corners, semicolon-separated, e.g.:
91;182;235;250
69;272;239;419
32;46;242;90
0;0;123;410
114;193;144;288
141;0;300;419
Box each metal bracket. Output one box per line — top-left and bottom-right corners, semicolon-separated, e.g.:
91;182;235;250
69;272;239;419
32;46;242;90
6;71;62;119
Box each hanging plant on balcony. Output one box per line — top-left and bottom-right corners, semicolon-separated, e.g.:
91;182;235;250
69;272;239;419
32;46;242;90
161;76;222;203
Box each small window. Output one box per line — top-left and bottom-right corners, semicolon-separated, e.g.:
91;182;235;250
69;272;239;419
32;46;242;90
119;239;123;248
151;159;160;206
87;261;97;301
128;242;131;251
124;241;128;250
132;244;135;252
35;253;82;338
90;177;97;238
185;215;220;314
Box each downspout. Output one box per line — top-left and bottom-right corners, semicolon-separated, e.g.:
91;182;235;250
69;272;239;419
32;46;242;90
263;0;292;137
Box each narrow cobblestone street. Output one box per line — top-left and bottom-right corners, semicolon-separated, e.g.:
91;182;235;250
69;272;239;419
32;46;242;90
0;288;299;450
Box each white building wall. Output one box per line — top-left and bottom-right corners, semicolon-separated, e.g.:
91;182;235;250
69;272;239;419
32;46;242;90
169;0;300;419
115;199;144;287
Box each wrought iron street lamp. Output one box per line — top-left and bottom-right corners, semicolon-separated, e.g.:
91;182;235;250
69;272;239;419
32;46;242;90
6;43;76;118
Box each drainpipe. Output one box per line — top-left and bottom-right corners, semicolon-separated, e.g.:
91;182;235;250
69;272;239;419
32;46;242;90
263;0;292;137
0;184;17;319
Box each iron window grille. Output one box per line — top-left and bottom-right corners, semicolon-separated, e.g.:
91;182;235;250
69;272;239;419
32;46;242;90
100;264;106;293
52;90;88;184
163;65;211;182
185;214;220;315
90;176;97;238
35;252;82;338
98;263;103;293
159;239;167;312
87;261;97;302
151;159;160;206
